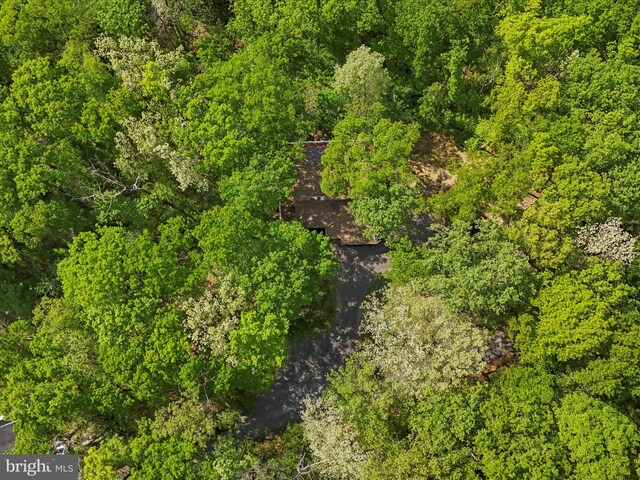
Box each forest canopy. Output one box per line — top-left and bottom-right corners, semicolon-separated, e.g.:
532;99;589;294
2;0;640;479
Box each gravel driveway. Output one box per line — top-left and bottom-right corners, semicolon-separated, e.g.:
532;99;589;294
237;242;389;438
0;420;15;453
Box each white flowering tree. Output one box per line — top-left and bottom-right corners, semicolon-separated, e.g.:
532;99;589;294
359;283;488;395
181;276;247;362
301;393;370;480
334;45;390;115
576;217;637;265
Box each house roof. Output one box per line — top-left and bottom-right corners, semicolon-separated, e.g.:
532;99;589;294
289;145;377;246
293;143;331;201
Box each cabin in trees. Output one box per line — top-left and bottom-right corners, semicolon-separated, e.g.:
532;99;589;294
282;143;378;245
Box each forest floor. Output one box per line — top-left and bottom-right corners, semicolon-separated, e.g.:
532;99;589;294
409;133;462;197
236;242;390;438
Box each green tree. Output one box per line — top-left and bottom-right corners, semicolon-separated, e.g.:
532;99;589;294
0;298;125;453
0;0;93;63
391;220;536;328
185;47;302;178
0;54;91;265
477;11;593;148
195;206;338;390
556;392;640;480
394;0;499;136
474;366;569;480
321;115;418;199
83;398;238;480
217;152;297;218
57;219;209;403
321;114;420;240
365;386;485;480
514;157;609;269
319;0;385;58
0;42;118;317
230;0;327;67
97;0;149;37
349;183;420;241
513;259;640;402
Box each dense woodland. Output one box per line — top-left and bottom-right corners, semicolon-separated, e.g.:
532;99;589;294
2;0;640;478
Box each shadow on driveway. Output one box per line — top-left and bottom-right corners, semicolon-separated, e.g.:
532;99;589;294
236;243;389;438
0;421;15;453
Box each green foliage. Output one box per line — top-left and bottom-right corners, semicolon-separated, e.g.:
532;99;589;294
513;259;640;402
394;0;499;137
430;17;640;270
0;54;92;265
4;0;640;477
321;114;420;240
0;319;32;390
321;115;418;198
195;206;337;316
515;158;609;268
320;0;385;56
246;425;313;479
478;11;593;148
556;392;640;480
231;0;327;65
0;42;120;317
302;355;400;479
217;152;297;218
0;0;93;63
195;206;338;391
349;183;420;242
83;398;237;480
56;220;209;403
328;357;403;452
475;366;569;480
1;298;124;453
391;220;537;328
185;47;302;177
97;0;150;37
3;211;333;454
366;387;485;480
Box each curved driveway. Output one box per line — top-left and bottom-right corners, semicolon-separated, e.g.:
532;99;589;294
237;243;389;438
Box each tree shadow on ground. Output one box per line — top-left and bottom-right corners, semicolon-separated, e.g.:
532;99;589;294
236;243;389;439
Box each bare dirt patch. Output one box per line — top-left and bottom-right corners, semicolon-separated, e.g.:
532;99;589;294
409;134;465;197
